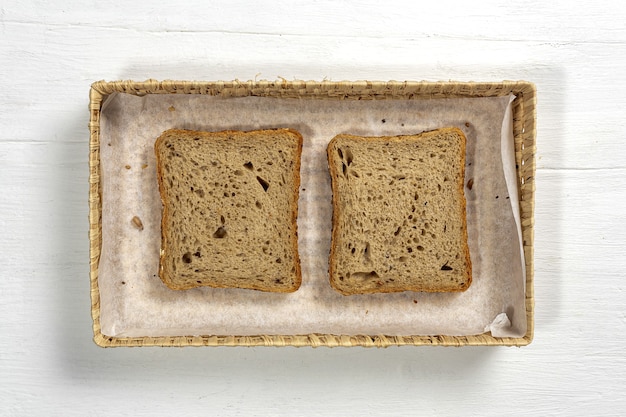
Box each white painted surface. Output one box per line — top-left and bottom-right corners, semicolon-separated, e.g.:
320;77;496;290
1;1;625;415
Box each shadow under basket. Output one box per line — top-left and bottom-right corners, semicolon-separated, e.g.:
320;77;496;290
88;79;536;347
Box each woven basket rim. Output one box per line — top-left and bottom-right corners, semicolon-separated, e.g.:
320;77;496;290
88;79;536;347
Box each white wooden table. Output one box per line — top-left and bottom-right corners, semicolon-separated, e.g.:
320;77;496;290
2;1;625;415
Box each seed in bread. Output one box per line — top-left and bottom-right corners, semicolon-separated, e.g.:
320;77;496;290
327;128;471;295
131;215;144;231
155;128;303;292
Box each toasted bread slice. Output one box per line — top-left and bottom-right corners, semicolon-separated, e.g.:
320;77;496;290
327;128;471;295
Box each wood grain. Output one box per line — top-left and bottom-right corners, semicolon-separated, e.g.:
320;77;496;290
1;1;625;415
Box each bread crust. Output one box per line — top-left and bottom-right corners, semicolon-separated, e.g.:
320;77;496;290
155;128;303;292
327;127;472;295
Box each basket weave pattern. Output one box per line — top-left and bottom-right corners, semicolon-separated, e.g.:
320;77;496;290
89;80;536;347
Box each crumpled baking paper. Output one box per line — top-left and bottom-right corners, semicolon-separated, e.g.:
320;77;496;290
97;92;526;338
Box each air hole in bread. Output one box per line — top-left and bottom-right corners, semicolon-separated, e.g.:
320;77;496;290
243;161;254;170
364;242;371;262
394;226;401;236
182;252;192;263
342;163;347;177
417;245;424;251
399;256;407;262
276;258;282;263
234;169;243;176
352;271;379;280
256;201;262;209
213;226;227;239
337;148;344;159
256;176;269;192
344;148;353;165
441;262;453;271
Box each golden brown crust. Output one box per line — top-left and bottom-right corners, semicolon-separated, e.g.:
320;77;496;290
154;132;171;289
289;129;304;292
327;128;472;295
326;135;341;295
155;128;303;292
449;127;472;291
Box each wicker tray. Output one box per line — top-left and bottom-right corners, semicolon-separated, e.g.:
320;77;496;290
89;80;536;347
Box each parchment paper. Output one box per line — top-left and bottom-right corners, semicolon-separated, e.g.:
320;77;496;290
98;92;526;338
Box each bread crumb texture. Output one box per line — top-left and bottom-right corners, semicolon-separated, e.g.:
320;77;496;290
155;128;303;292
327;128;471;295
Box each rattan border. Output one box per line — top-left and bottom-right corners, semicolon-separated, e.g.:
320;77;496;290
88;80;536;347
